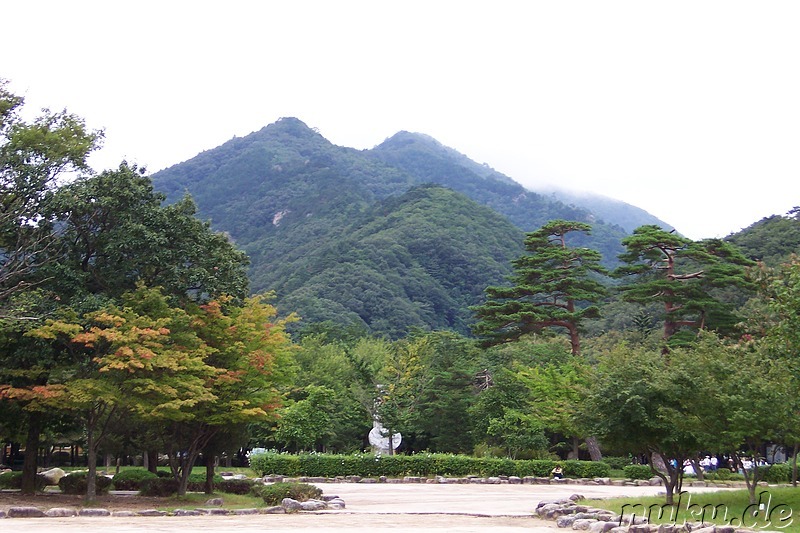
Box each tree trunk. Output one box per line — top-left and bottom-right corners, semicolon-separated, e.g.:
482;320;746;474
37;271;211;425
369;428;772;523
690;457;704;481
205;455;216;494
792;443;798;487
585;436;603;461
146;450;158;473
21;415;41;495
86;419;97;501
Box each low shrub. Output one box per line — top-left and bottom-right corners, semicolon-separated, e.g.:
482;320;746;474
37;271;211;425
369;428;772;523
217;479;255;495
763;463;792;484
186;472;224;492
112;468;158;490
0;471;19;489
251;482;322;506
139;477;179;497
623;464;654;480
0;471;49;491
58;472;112;495
602;456;633;470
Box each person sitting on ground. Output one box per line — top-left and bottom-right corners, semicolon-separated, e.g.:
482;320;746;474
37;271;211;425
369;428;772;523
551;464;564;479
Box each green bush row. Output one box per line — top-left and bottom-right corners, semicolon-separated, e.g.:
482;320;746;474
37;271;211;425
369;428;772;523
249;452;610;479
251;482;322;506
623;464;654;480
762;463;793;483
0;471;49;491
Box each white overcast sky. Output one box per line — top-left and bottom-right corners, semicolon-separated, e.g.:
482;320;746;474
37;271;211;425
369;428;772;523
4;1;799;239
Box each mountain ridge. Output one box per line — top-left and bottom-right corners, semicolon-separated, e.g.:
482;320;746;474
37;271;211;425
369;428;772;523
151;117;673;336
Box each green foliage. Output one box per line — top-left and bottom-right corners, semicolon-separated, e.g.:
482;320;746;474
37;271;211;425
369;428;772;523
761;463;791;483
247;451;609;478
111;468;158;490
217;479;256;495
0;471;48;490
727;209;800;266
623;464;654;480
601;456;634;470
150;118;632;337
472;220;608;355
251;481;322;506
139;477;180;497
614;225;755;344
58;472;112;494
186;472;224;492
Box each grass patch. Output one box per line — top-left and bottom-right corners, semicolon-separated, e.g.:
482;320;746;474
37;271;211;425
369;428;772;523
584;487;800;532
152;491;265;511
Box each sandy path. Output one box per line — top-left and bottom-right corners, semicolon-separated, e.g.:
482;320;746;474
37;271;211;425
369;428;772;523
0;482;730;532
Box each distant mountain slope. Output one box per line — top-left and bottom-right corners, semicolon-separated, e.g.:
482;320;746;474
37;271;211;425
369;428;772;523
273;185;524;337
726;208;800;266
150;117;671;336
539;188;674;233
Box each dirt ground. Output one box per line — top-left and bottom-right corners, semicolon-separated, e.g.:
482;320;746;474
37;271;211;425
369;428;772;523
0;481;730;532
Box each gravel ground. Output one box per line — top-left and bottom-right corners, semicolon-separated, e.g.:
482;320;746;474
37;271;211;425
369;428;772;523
0;481;731;532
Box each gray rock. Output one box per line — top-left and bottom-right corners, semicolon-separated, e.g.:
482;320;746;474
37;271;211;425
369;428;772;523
557;515;577;528
649;477;663;486
260;506;287;514
570;493;586;501
113;511;137;517
137;509;167;516
509;476;522;484
327;497;346;508
45;507;77;517
590;521;620;533
78;508;111;516
0;510;5;518
575;512;600;520
205;497;224;506
300;499;327;511
572;518;596;530
359;478;377;483
172;509;201;516
486;477;502;484
7;506;46;518
715;527;736;533
233;508;260;515
281;498;303;511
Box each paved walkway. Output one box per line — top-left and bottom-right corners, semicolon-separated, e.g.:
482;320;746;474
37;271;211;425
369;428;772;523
0;482;732;532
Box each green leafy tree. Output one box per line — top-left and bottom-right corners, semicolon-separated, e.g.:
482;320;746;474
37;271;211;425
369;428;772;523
162;294;297;495
615;225;754;350
472;220;607;356
42;163;249;303
668;333;794;504
0;79;100;312
23;286;219;499
274;385;336;452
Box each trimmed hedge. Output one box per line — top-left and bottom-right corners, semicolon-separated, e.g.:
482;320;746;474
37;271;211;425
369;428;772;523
140;477;179;496
601;456;633;470
762;463;792;483
218;479;255;495
623;464;654;480
112;468;158;490
251;482;322;506
58;472;113;495
249;452;610;479
0;471;49;491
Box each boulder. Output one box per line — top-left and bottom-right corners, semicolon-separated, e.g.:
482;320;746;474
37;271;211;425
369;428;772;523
137;509;167;516
8;506;46;518
39;467;66;485
45;507;77;517
78;508;110;516
172;509;201;516
281;498;303;511
205;497;224;506
300;499;327;511
113;511;137;517
557;515;577;528
573;518;596;530
261;506;287;514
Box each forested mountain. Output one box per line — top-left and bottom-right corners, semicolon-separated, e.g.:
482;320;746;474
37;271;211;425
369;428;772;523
726;208;800;266
151;118;667;336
